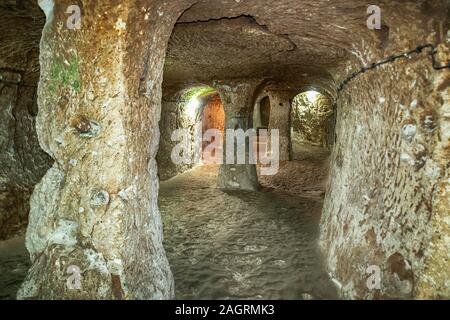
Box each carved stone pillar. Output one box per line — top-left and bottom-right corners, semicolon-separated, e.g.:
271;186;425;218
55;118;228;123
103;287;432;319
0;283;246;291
215;81;260;191
18;0;194;300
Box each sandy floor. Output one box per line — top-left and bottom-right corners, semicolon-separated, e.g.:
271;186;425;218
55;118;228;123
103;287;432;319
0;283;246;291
259;143;330;199
0;235;29;299
0;143;336;300
160;144;337;299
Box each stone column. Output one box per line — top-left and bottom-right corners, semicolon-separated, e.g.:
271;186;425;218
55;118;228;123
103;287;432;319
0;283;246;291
268;91;292;161
18;0;194;300
215;81;260;191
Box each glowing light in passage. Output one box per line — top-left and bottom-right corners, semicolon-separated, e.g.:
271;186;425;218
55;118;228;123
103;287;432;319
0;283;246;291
187;97;200;118
305;91;320;102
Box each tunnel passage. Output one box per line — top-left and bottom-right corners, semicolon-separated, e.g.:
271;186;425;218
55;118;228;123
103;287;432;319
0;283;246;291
157;86;225;180
0;0;448;300
290;91;334;158
157;15;338;299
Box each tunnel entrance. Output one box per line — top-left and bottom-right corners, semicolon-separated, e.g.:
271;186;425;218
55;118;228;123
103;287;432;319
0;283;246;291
290;91;334;160
158;14;339;297
157;86;225;180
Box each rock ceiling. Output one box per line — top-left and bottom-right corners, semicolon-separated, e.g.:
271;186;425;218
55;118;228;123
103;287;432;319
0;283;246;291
1;0;446;89
164;0;447;87
164;0;372;86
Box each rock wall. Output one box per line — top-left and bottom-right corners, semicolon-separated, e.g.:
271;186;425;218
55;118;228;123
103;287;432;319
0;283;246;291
320;16;450;299
0;1;52;240
158;89;200;181
201;94;225;162
202;94;225;142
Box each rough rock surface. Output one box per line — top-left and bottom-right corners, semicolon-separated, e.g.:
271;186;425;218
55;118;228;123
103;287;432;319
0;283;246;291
291;92;334;148
18;0;196;300
215;81;260;191
202;94;225;143
267;90;293;161
0;0;52;240
320;29;450;299
158;87;203;180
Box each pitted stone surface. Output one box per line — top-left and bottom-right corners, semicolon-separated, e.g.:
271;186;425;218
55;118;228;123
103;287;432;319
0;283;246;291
0;1;52;240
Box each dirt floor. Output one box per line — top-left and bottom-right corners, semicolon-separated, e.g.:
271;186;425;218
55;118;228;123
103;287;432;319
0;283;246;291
0;235;29;299
159;143;337;299
259;142;331;198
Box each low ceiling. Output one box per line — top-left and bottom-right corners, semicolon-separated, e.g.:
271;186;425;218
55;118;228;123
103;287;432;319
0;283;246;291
164;0;447;88
0;0;446;91
163;15;343;85
163;0;372;87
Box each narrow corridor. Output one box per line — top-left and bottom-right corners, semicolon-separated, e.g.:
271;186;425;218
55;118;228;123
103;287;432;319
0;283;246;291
159;145;337;299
